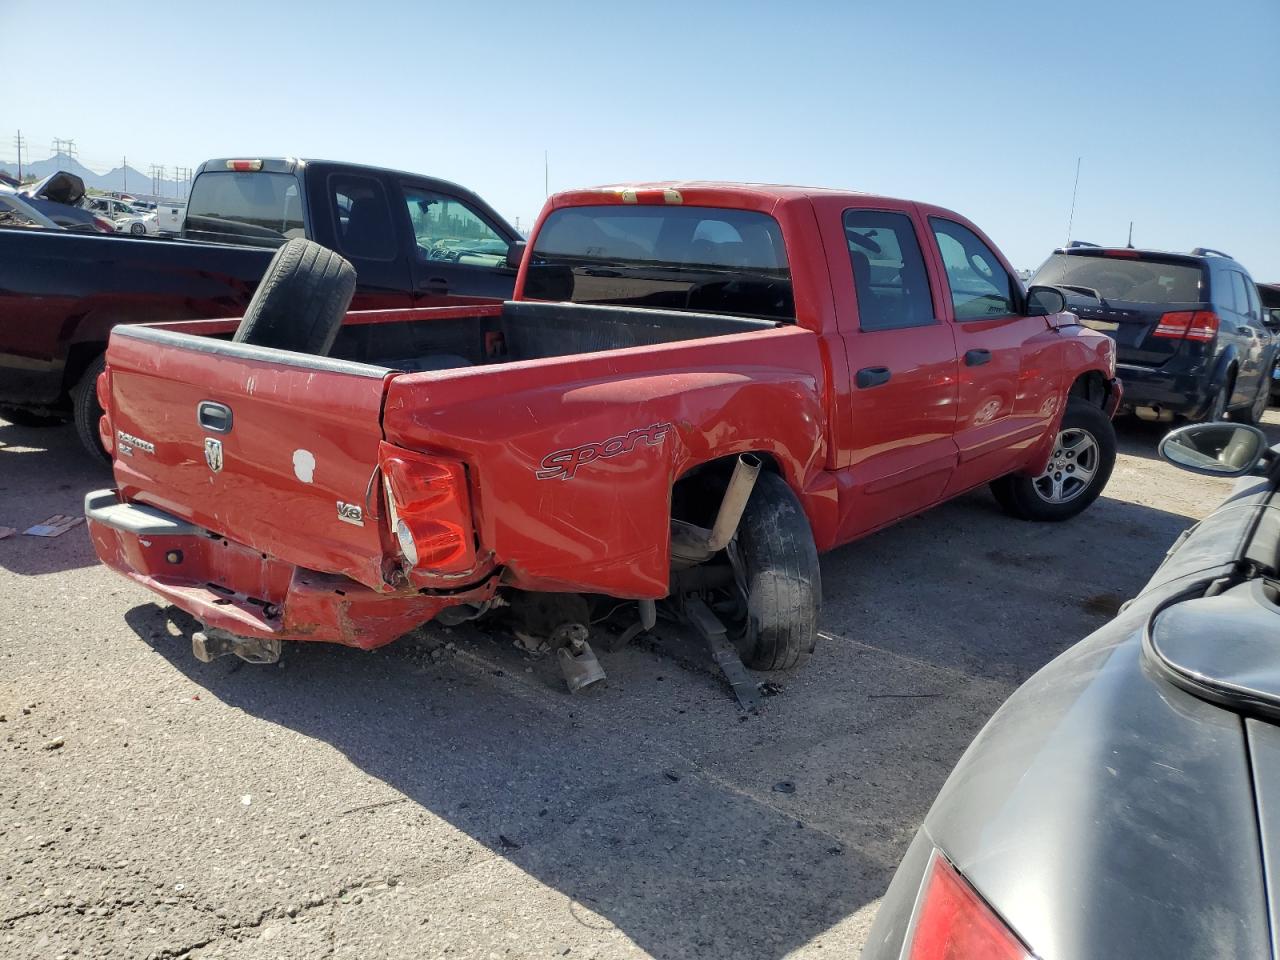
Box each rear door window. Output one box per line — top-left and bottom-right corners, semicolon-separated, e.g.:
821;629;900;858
843;210;935;330
1228;271;1254;318
527;205;793;321
329;174;396;261
930;219;1017;320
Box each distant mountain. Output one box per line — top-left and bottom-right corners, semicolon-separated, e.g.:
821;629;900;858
0;152;186;199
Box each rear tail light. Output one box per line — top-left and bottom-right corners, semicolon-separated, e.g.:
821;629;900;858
1153;310;1219;342
95;364;113;457
906;853;1031;960
379;443;475;575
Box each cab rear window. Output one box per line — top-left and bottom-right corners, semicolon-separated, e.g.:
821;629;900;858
1034;254;1205;304
525;205;793;321
184;172;306;248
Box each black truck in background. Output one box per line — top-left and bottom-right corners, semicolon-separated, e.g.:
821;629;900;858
0;157;523;458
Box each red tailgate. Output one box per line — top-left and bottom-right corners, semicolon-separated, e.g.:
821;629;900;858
106;325;396;591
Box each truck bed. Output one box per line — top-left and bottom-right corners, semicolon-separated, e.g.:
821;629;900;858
102;299;814;602
145;300;786;372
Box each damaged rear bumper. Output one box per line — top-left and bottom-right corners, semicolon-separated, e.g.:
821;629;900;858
85;489;495;650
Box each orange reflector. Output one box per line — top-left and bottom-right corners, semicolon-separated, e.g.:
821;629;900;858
225;159;264;172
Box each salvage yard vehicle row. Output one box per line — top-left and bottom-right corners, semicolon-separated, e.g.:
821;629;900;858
0;157;522;456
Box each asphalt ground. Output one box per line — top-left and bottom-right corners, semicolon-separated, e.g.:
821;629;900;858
1;410;1264;959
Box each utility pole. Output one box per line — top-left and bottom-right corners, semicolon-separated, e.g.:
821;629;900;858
122;156;127;194
11;130;23;181
51;138;78;165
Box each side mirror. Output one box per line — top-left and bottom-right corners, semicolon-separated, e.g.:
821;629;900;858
1026;284;1067;317
1158;422;1269;477
505;240;527;270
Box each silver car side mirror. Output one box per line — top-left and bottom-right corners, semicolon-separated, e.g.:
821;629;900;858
1159;422;1270;477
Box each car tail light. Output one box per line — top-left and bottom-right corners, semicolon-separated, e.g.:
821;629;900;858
92;215;116;233
1153;310;1219;342
905;853;1032;960
95;364;113;457
1184;311;1220;342
225;159;264;172
379;443;475;575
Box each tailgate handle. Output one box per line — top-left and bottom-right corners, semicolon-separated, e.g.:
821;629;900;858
197;401;233;434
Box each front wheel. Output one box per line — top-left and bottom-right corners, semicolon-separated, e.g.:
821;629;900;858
991;399;1117;522
129;221;146;236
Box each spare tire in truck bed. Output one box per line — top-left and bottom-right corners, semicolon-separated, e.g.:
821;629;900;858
232;238;356;355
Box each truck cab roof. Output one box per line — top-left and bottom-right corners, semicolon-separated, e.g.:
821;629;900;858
194;157;496;210
547;180;890;209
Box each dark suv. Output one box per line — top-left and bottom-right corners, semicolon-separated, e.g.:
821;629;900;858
1032;245;1277;423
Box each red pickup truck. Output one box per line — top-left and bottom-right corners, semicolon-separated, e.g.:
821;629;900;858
85;182;1120;678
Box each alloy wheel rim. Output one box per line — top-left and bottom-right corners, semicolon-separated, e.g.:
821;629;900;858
1033;428;1100;504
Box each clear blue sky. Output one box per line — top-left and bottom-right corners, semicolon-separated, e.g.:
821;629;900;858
5;0;1278;275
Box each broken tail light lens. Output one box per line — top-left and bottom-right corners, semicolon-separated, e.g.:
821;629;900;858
906;852;1032;960
1153;310;1219;342
379;443;476;575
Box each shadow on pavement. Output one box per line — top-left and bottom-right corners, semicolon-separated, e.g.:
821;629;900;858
126;602;888;959
116;477;1209;956
0;420;108;576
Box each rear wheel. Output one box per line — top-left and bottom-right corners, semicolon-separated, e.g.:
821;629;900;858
722;472;821;671
72;354;110;463
991;399;1116;522
1231;376;1270;426
233;238;356;355
1200;380;1230;423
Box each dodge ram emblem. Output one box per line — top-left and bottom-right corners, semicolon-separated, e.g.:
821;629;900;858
204;437;224;473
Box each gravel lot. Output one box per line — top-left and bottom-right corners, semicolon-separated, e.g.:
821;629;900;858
2;412;1268;959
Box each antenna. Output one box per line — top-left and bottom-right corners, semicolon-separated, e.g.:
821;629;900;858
1065;157;1082;246
1127;221;1134;249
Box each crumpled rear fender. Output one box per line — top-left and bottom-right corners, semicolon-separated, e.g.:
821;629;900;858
383;362;833;598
